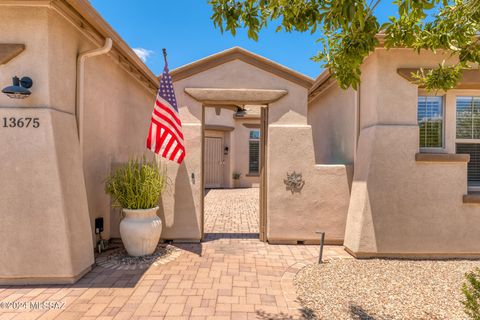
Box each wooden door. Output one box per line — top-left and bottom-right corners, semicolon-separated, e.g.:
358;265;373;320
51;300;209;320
204;137;223;188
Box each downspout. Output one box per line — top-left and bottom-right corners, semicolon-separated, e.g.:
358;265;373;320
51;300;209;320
76;38;113;161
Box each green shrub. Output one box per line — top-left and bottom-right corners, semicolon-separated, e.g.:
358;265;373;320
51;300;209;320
232;172;241;180
105;157;167;209
462;268;480;320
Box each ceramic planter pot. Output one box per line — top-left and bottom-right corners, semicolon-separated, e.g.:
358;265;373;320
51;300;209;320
120;207;161;256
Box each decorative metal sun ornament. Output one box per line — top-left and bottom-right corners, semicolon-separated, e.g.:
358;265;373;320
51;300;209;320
284;171;305;194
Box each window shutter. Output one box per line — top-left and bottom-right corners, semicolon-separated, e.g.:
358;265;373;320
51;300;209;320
456;143;480;184
249;140;259;174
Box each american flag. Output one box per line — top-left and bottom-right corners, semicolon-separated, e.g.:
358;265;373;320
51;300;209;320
146;51;185;164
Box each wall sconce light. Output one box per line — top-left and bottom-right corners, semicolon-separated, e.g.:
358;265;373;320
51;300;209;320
2;76;33;99
224;146;229;155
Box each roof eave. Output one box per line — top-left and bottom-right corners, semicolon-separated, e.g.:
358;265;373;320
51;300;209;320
169;47;315;89
62;0;159;89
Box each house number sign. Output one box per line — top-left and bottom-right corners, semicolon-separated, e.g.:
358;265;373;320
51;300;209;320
2;117;40;128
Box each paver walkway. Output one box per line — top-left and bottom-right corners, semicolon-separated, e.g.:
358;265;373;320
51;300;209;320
204;188;259;234
0;189;350;320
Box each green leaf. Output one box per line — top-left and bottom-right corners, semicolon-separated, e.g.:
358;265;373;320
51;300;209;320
207;0;478;91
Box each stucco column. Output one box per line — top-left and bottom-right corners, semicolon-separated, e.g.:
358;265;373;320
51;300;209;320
0;108;94;284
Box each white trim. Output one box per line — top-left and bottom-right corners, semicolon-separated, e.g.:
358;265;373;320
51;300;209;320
468;185;480;192
456;139;480;144
419;147;447;154
268;124;311;128
417;95;445;150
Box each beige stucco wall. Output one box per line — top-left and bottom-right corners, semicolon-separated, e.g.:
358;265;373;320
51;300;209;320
267;125;351;244
159;123;203;240
0;6;94;283
83;53;155;239
0;5;157;282
0;7;50;108
43;9;156;241
0;107;93;284
344;48;480;256
308;85;356;165
205;106;235;127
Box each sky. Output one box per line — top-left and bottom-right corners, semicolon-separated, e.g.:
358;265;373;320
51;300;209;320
90;1;399;79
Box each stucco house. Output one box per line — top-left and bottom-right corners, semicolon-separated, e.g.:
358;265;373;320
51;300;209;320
1;0;479;285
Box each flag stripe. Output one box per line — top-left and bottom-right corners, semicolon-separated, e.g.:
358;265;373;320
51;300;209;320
151;117;184;148
166;140;178;159
177;150;185;163
154;128;164;154
152;108;184;139
170;144;181;161
151;123;157;151
146;123;153;149
156;99;181;126
162;135;176;158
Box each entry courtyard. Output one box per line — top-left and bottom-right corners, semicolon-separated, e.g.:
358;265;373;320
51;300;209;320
1;188;478;319
0;188;349;320
1;192;478;319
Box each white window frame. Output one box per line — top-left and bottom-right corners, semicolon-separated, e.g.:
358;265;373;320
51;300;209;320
248;129;260;175
455;95;480;191
418;95;446;153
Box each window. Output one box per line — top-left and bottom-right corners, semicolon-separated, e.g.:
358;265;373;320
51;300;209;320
456;144;480;184
456;97;480;186
418;96;444;148
456;97;480;139
249;130;260;174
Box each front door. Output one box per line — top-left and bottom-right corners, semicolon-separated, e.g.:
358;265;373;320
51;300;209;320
204;137;223;188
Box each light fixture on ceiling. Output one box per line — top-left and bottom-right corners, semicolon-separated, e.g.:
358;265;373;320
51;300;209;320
2;76;33;99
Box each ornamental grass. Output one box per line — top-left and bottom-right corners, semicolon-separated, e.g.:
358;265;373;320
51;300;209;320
105;157;167;210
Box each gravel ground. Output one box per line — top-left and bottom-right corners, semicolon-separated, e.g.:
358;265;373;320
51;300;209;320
294;259;480;320
95;243;180;270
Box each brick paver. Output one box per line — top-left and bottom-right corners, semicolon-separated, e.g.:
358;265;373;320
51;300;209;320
0;189;350;319
204;188;259;234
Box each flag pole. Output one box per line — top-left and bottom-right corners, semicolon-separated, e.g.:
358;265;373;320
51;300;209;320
162;48;167;64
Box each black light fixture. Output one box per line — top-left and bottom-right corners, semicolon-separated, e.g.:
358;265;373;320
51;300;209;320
2;76;33;99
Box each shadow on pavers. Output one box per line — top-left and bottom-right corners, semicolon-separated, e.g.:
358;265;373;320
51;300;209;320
256;307;318;320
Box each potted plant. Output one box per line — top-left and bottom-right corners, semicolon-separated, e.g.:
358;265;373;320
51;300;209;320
232;172;241;188
105;157;167;256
